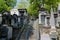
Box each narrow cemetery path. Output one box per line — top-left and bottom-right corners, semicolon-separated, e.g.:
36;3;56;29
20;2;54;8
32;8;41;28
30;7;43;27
29;19;39;40
15;26;27;40
16;19;39;40
19;26;29;40
19;19;35;40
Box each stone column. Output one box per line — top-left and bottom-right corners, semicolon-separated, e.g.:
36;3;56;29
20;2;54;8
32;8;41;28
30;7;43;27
49;7;57;37
50;7;56;29
45;16;47;27
39;11;41;24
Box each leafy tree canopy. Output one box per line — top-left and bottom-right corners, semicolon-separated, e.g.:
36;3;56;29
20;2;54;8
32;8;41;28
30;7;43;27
0;0;17;13
27;0;60;17
27;0;41;17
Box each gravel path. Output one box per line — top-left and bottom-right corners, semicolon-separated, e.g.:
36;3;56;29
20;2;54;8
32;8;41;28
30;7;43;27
29;19;39;40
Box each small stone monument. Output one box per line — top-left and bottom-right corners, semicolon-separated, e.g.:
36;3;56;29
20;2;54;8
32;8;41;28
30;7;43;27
0;25;8;40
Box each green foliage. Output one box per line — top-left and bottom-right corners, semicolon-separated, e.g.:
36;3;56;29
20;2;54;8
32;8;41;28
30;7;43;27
27;0;41;17
27;0;60;17
44;0;60;11
0;0;17;13
27;4;38;17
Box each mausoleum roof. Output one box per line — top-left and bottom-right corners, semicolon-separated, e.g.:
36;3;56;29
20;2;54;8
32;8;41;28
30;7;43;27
18;9;27;12
38;7;47;11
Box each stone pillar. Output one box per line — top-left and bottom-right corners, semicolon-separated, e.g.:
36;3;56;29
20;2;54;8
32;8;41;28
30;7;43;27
45;16;47;26
39;11;41;24
50;7;56;29
49;7;58;38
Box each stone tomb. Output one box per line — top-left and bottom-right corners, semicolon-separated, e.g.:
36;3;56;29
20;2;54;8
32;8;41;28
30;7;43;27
1;24;12;40
0;24;12;40
39;7;59;40
2;12;11;25
10;9;28;27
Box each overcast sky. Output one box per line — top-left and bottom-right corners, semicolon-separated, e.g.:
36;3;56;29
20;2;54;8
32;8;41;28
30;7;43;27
14;0;20;8
14;0;29;8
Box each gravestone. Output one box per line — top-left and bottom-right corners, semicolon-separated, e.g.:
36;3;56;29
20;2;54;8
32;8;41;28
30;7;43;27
0;25;8;40
2;24;13;40
2;12;11;25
